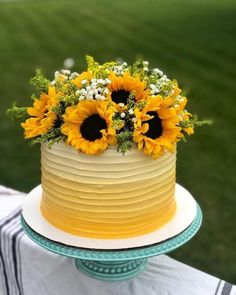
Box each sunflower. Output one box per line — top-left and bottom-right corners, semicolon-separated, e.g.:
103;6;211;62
61;100;116;155
133;95;182;158
108;72;149;107
21;86;59;138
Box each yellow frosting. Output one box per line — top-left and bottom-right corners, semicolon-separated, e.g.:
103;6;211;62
40;143;177;239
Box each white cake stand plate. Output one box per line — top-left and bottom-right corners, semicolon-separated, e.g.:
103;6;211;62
21;184;202;281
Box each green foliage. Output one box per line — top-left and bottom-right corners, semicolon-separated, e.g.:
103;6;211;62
86;55;117;78
134;100;146;111
86;55;99;72
180;114;213;129
112;118;124;130
7;104;29;122
30;69;50;93
126;92;136;109
32;128;66;147
62;83;78;106
129;60;147;78
191;115;213;127
116;130;134;154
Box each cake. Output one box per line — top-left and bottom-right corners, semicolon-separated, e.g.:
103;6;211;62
40;143;176;238
10;56;203;239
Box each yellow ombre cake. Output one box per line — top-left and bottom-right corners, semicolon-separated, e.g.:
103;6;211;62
10;56;205;240
40;142;176;239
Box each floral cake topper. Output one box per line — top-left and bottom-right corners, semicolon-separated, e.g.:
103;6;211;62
8;56;209;158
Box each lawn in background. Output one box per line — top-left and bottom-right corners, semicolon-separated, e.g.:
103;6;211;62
0;0;235;282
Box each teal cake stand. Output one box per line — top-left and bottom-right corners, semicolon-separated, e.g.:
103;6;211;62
21;204;202;281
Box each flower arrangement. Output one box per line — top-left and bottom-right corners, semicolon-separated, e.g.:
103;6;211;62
8;56;208;158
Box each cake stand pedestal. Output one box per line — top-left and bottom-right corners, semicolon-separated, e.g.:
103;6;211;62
21;204;202;281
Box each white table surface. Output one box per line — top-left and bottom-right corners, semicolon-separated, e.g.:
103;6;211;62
0;185;235;295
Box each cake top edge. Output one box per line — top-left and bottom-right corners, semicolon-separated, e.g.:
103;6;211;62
41;141;176;160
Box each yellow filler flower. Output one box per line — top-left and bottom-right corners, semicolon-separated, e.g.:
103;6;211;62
72;71;92;88
171;82;194;136
61;100;116;155
21;86;59;138
133;96;182;158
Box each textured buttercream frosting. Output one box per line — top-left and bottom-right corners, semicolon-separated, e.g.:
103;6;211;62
40;143;177;239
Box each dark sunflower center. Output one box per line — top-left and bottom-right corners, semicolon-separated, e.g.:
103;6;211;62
144;111;163;139
80;114;107;141
111;89;130;105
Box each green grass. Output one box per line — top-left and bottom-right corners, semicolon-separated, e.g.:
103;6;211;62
0;0;236;282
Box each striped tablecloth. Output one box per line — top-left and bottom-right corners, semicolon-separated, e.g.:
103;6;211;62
0;185;235;295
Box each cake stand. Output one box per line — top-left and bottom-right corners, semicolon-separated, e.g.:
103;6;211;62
21;184;202;281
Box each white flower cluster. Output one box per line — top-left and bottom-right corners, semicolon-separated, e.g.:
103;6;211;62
142;61;149;72
149;72;173;97
149;83;160;95
113;62;128;76
173;95;185;110
152;68;163;77
51;69;79;85
120;108;136;122
75;78;111;101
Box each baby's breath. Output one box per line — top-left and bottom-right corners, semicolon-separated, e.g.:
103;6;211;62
75;78;111;101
